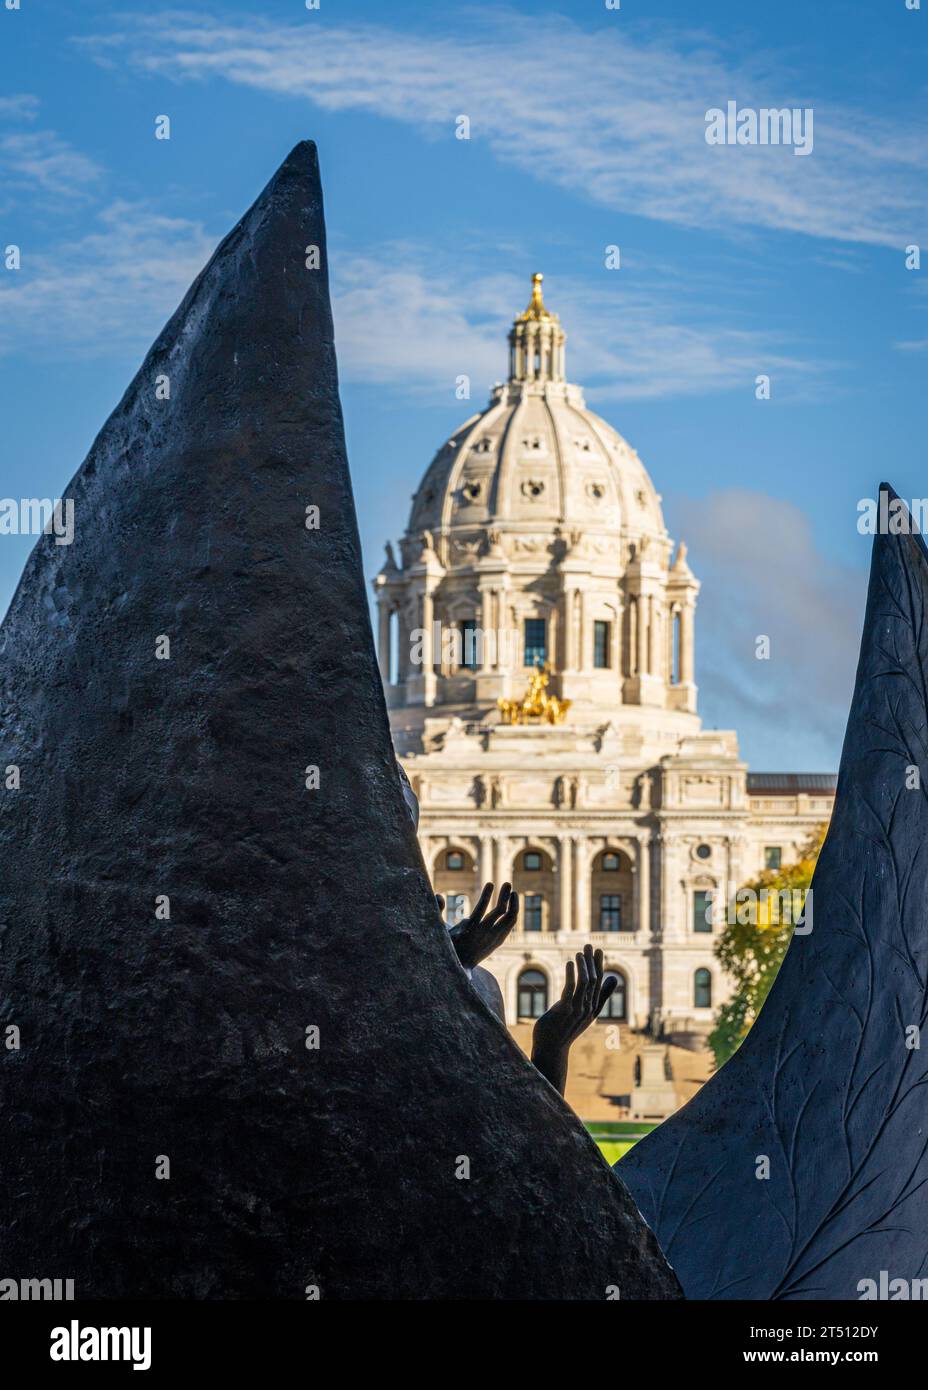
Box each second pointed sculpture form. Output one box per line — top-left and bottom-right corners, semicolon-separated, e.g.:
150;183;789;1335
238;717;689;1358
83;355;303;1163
0;143;678;1299
620;489;928;1299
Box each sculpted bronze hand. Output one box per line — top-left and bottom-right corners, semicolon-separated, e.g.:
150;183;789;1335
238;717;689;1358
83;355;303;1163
446;881;519;970
531;944;616;1096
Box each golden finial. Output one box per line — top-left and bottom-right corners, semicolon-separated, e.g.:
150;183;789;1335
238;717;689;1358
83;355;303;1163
517;271;557;323
529;272;545;313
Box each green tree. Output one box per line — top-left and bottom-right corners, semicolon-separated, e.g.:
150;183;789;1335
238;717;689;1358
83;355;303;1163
708;827;826;1070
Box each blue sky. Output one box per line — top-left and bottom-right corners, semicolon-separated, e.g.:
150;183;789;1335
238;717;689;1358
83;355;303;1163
1;0;926;769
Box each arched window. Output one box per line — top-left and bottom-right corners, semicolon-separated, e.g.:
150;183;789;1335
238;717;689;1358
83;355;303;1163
598;971;627;1021
446;851;465;871
518;969;548;1019
694;968;712;1009
591;849;633;933
671;609;681;685
514;848;553;930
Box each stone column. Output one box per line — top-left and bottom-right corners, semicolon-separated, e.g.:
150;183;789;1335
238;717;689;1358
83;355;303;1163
390;599;405;684
573;836;590;934
479;587;493;672
638;835;651;934
680;601;695;685
557;835;573;933
500;586;515;677
657;834;678;941
720;833;738;932
494;837;515;889
479;834;494;888
496;588;509;672
421;585;437;706
651;604;662;682
630;851;639;936
577;591;586;671
613;596;624;678
377;601;392;684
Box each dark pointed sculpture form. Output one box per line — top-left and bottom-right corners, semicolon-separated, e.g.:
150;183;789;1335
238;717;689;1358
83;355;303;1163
0;143;678;1299
620;487;928;1299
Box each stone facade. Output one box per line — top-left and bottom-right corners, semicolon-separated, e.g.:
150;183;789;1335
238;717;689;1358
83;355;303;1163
374;275;834;1051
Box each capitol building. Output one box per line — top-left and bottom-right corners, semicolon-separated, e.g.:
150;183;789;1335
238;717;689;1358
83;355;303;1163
374;275;834;1092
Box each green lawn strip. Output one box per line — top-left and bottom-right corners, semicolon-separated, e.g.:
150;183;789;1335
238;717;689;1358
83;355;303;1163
584;1121;658;1136
595;1140;635;1164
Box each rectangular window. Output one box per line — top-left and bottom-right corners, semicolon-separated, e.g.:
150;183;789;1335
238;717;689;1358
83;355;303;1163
693;889;713;933
460;620;480;670
764;846;782;871
524;894;544;931
593;620;611;669
523;618;547;668
599;894;622;932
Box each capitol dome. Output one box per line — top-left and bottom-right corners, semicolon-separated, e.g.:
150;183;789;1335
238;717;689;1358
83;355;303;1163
407;273;666;548
374;274;700;744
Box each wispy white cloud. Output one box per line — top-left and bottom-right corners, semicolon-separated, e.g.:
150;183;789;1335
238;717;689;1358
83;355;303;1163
0;130;104;198
332;251;816;401
0;202;216;355
331;254;505;392
79;9;927;249
0;219;816;402
0;94;104;200
670;488;866;765
0;94;40;120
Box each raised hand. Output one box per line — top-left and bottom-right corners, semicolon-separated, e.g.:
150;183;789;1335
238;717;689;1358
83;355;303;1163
530;944;617;1096
446;881;519;970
